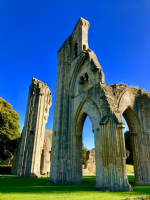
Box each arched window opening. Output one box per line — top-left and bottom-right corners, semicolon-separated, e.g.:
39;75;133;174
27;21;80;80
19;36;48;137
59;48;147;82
75;43;78;58
40;149;44;175
78;73;89;94
82;116;95;175
83;44;86;51
122;107;149;185
121;115;134;183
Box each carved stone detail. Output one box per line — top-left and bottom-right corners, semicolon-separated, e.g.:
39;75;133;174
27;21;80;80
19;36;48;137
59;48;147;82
79;73;88;84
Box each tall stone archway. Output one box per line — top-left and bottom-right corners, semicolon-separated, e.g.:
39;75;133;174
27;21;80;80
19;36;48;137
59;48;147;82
74;99;102;185
123;107;144;184
118;90;150;185
50;17;150;191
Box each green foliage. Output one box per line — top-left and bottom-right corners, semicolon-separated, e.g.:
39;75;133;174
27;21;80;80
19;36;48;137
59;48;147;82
0;97;21;163
0;157;13;165
125;131;133;164
126;149;130;158
126;164;134;173
0;97;20;140
129;86;149;92
82;143;87;164
130;86;140;90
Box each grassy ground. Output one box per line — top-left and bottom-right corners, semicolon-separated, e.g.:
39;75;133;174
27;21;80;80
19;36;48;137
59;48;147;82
1;165;150;200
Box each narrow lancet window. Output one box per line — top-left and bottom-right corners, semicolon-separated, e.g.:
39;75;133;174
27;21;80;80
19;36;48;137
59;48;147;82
83;44;86;51
75;43;78;58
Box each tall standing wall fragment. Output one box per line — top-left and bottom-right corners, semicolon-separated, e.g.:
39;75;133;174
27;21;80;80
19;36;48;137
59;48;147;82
15;78;52;177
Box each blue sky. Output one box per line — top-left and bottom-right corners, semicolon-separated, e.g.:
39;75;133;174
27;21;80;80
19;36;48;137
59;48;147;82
1;0;150;150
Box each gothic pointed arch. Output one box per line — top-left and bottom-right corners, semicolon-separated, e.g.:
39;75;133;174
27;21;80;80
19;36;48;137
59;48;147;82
69;52;88;95
123;106;141;136
74;98;101;137
118;89;137;115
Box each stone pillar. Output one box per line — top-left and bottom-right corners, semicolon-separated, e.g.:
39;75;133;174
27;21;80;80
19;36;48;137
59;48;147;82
41;129;52;175
93;127;104;189
132;131;150;185
15;78;52;178
95;121;133;191
117;123;132;191
75;134;82;184
50;52;64;183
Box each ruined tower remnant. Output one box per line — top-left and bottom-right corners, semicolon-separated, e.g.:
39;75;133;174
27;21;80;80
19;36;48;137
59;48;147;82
12;78;52;178
84;150;96;174
50;17;150;191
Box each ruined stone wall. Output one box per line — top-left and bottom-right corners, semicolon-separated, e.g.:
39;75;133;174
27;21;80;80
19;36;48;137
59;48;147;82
50;18;105;185
84;150;96;174
15;78;52;178
11;138;21;175
50;17;150;191
12;128;53;176
97;83;150;185
40;129;53;175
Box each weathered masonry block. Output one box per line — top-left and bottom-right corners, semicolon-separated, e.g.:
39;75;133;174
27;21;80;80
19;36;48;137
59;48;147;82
50;17;150;191
11;78;52;178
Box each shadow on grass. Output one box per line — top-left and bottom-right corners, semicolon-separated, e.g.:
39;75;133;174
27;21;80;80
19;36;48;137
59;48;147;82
1;174;150;196
1;175;96;194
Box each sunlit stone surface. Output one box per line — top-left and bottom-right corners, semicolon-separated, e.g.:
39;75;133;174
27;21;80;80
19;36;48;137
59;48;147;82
50;17;150;191
11;78;52;177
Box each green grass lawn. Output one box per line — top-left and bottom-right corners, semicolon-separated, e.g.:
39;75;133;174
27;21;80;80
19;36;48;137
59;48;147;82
1;165;150;200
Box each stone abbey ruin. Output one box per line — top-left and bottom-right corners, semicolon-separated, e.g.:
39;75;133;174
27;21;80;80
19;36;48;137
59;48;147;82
12;18;150;191
12;78;52;177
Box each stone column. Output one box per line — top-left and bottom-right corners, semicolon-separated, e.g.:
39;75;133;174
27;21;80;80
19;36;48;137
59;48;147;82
94;121;133;192
93;127;104;189
117;123;132;191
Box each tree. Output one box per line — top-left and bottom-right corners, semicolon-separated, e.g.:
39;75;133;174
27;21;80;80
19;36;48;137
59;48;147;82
126;149;130;158
82;143;87;164
124;131;133;164
0;97;21;164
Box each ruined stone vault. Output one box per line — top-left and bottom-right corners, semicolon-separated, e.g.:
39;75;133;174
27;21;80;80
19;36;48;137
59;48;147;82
50;17;150;191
